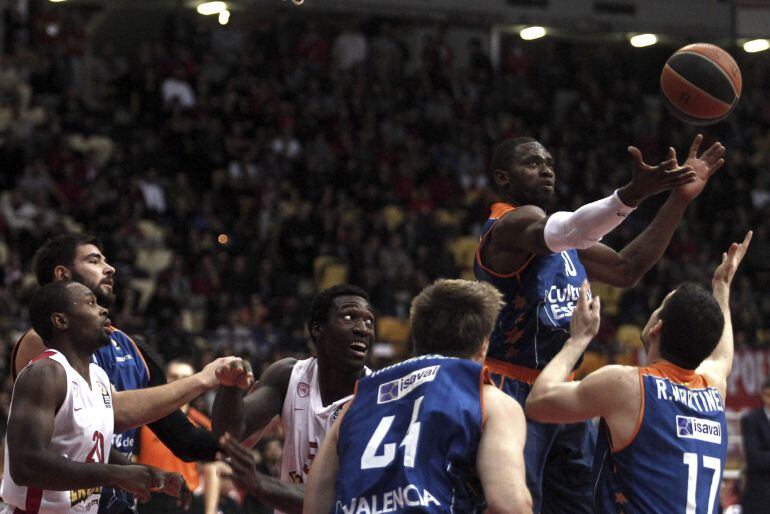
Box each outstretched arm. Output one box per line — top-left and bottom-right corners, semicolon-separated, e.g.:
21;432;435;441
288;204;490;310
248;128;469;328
221;433;306;514
478;387;532;514
113;356;252;433
483;144;693;274
581;135;725;287
212;358;294;442
697;231;752;396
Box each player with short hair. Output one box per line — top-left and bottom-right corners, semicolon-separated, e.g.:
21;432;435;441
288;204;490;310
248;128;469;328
12;234;248;514
525;232;750;514
301;279;532;514
475;134;725;512
2;280;249;514
212;284;375;514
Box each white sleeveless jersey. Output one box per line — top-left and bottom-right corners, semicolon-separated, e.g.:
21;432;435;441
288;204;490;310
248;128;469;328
279;358;369;493
2;350;114;514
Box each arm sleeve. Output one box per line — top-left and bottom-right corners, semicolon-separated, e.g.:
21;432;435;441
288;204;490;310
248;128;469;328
543;190;635;253
133;338;219;462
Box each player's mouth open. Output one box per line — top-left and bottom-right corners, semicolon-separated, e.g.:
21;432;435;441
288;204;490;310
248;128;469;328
349;341;367;356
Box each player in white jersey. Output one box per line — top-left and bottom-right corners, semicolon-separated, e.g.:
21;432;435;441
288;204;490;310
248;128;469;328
212;284;375;514
3;281;253;514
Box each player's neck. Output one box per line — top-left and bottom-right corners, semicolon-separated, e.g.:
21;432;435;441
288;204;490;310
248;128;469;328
317;358;362;407
54;341;94;386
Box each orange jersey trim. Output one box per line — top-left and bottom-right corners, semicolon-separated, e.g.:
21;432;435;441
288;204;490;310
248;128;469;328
611;369;646;453
485;358;575;385
476;203;536;278
107;326;152;381
641;361;709;389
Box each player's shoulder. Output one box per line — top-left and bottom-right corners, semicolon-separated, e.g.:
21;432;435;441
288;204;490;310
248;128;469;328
259;357;299;387
580;364;640;396
16;353;66;389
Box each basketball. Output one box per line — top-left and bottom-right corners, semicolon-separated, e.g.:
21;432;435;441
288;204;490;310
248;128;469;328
660;43;742;125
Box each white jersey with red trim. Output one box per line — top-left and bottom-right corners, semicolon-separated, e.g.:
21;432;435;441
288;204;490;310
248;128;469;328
1;350;114;514
272;357;367;513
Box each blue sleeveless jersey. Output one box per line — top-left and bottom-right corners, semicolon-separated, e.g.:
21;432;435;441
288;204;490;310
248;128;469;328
593;362;728;514
334;356;487;513
474;203;587;369
92;327;150;514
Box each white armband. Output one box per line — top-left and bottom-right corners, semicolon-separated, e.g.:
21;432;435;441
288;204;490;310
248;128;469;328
543;190;635;253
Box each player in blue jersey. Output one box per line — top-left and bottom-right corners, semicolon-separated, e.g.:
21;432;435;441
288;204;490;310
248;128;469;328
12;233;252;514
301;279;532;514
474;134;726;513
525;232;751;514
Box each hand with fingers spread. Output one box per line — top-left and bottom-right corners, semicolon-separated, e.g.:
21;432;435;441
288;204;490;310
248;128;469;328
215;357;255;390
568;281;601;349
218;433;263;496
713;231;752;289
671;133;726;202
618;145;696;207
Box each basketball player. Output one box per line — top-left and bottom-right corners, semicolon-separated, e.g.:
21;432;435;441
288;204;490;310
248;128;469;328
475;134;725;512
525;231;750;513
300;279;531;514
11;234;235;514
2;280;225;513
211;284;375;514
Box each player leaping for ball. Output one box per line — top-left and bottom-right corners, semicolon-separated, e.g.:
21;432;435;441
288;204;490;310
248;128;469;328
526;231;751;513
474;134;724;513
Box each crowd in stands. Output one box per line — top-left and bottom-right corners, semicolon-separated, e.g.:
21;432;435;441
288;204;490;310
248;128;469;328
0;1;769;508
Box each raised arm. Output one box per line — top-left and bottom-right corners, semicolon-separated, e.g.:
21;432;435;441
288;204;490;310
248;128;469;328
581;135;725;287
477;386;532;514
696;231;752;395
525;282;640;448
485;144;694;274
112;356;252;433
212;358;294;442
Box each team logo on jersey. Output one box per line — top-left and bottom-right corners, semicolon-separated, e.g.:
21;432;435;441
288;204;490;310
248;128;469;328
99;384;112;408
676;415;721;444
377;366;440;404
111;338;121;351
297;382;310;398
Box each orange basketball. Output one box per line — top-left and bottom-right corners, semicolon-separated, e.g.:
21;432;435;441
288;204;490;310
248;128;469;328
660;43;742;125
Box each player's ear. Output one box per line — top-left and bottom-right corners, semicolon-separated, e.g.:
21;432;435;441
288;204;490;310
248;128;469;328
53;265;71;281
493;169;510;188
51;312;68;331
474;336;490;363
650;319;663;338
311;322;324;344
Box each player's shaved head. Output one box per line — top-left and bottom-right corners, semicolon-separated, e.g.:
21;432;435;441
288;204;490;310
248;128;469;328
29;281;81;344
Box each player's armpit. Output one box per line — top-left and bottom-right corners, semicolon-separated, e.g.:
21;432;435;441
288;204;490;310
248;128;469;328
478;387;532;514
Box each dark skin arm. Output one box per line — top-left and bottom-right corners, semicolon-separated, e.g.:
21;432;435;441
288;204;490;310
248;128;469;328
212;358;295;442
220;433;305;514
7;360;156;501
485;135;724;287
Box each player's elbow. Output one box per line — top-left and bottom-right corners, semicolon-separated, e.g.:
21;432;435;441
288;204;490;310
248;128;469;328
523;394;548;422
9;453;35;486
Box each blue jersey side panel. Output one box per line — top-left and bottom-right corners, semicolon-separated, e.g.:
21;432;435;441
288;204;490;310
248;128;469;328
593;364;727;514
334;356;486;513
474;203;587;369
92;328;150;514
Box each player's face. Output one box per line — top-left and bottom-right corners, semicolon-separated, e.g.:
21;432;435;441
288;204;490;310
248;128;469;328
69;244;116;308
317;295;375;370
64;283;112;350
505;142;556;208
166;362;194;383
641;290;675;351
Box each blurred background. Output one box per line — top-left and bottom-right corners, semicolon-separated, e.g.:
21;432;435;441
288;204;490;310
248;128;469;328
0;0;768;510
